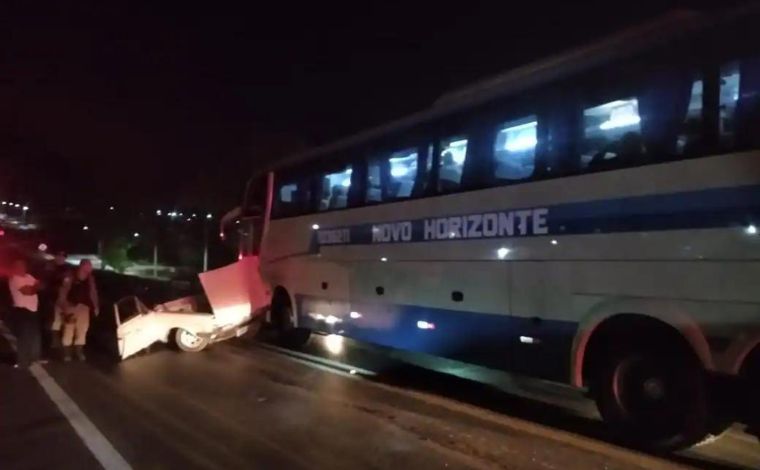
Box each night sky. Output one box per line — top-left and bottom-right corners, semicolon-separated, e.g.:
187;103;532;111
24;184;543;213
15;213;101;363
1;1;744;213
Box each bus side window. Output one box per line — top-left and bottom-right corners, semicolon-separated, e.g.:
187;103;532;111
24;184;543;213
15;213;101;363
272;176;314;218
493;116;538;181
639;69;702;160
438;137;468;192
721;57;760;149
581;69;701;172
273;181;298;218
582;98;644;171
386;148;417;199
319;165;352;211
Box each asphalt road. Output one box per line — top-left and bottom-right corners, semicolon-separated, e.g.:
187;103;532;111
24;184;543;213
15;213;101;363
1;326;758;470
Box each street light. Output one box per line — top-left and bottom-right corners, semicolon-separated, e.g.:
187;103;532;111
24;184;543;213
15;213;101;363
156;209;162;216
206;213;212;220
83;225;89;231
22;205;29;224
133;232;140;238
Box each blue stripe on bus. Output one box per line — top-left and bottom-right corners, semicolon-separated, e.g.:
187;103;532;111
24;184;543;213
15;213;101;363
296;294;578;383
311;183;760;249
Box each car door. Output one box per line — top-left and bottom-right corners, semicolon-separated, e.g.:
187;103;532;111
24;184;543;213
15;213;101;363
114;296;159;359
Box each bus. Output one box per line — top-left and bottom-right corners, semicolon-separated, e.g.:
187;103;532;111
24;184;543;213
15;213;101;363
234;7;760;450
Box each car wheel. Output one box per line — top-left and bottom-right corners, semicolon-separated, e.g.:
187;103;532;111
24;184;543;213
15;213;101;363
175;328;209;352
594;342;709;450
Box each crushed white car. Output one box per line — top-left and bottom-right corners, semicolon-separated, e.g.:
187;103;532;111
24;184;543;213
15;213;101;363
114;257;270;360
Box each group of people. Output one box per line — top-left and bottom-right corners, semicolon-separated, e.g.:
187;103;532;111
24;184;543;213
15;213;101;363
5;251;99;368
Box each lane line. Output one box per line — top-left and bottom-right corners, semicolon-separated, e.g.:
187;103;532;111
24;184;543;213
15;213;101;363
29;364;133;470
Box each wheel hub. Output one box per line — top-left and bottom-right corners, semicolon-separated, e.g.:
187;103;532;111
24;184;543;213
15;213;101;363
180;330;202;347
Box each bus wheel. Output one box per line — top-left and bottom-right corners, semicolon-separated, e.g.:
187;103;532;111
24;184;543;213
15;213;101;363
594;342;709;450
175;329;209;352
272;302;311;349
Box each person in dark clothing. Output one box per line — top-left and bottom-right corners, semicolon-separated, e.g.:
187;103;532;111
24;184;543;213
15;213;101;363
57;259;99;361
8;258;44;368
42;251;71;353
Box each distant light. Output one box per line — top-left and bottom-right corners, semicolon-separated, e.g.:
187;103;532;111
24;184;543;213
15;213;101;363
349;311;362;319
349;369;357;375
746;224;758;236
1;201;5;205
156;210;162;216
449;231;457;238
179;212;184;217
380;257;388;262
551;239;558;245
497;247;511;259
109;206;115;211
519;335;539;344
417;320;435;330
14;203;20;208
82;225;89;231
38;243;48;252
133;232;140;238
206;213;212;220
192;213;197;218
186;218;192;222
324;334;344;355
238;253;243;260
22;205;29;211
311;224;320;230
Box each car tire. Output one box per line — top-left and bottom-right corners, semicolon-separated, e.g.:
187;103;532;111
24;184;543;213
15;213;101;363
175;328;209;352
593;341;710;451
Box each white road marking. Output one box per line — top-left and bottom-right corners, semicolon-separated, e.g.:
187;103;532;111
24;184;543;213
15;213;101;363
29;364;133;470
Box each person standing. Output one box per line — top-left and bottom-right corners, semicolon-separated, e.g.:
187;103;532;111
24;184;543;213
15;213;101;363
8;258;43;368
43;251;71;353
58;259;99;361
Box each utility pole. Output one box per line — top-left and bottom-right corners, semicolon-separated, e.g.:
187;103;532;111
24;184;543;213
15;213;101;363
203;213;212;272
153;243;158;278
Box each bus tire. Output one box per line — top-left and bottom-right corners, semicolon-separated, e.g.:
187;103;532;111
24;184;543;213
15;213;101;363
271;298;311;349
593;340;709;451
174;328;209;352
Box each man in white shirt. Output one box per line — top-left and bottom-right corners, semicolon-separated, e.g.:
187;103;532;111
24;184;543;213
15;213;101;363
8;258;42;368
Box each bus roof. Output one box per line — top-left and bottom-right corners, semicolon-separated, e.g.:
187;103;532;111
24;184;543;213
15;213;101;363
269;9;708;173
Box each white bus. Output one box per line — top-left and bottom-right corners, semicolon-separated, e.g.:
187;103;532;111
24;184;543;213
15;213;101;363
236;7;760;450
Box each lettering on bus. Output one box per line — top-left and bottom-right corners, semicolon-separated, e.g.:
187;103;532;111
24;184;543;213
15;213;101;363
317;228;351;245
423;208;548;240
372;222;413;243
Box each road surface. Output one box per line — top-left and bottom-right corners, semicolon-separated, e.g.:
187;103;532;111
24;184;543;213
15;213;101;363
1;326;758;470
